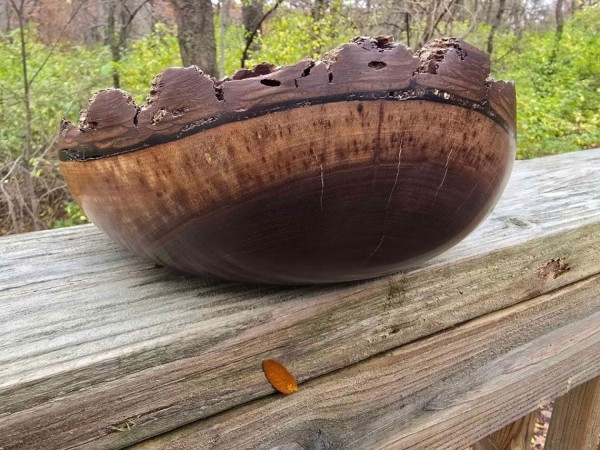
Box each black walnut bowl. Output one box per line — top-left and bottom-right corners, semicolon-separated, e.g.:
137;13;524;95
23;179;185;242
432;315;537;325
58;36;516;284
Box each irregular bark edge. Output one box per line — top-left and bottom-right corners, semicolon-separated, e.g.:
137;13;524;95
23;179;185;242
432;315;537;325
58;36;516;161
60;91;509;162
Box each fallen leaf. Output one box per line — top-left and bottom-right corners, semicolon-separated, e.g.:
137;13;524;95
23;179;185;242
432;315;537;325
262;359;298;395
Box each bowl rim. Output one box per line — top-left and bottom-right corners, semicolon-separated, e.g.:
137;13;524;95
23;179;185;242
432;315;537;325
58;36;516;163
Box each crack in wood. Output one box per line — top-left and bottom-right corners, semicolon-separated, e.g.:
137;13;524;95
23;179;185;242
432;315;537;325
363;139;403;266
431;148;454;207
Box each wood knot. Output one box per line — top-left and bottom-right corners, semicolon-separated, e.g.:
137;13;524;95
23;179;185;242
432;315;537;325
537;258;570;280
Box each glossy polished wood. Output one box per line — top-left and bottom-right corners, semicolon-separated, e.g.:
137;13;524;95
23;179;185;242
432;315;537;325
59;36;516;284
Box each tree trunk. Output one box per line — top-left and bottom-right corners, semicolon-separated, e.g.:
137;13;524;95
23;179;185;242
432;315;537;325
171;0;217;76
486;0;506;55
405;12;411;48
2;1;11;32
240;0;283;68
106;1;121;88
11;1;42;231
312;0;328;21
454;0;464;22
555;0;564;42
218;0;229;78
16;12;32;164
242;0;263;56
243;0;263;35
484;0;494;24
105;0;152;88
507;1;524;38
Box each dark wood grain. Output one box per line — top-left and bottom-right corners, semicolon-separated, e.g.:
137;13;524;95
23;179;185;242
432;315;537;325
61;100;514;284
57;36;516;283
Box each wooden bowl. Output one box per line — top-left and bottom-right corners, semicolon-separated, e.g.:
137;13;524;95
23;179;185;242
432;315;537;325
58;37;516;284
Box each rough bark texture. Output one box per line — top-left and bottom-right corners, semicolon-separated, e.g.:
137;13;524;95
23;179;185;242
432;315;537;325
555;0;565;41
171;0;217;76
58;37;516;158
486;0;506;55
106;0;120;88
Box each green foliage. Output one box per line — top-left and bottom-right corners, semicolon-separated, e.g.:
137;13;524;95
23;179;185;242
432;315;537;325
0;26;110;159
215;18;247;76
215;2;358;76
1;9;598;230
491;8;600;158
52;201;87;228
246;2;358;67
0;24;183;162
119;24;182;103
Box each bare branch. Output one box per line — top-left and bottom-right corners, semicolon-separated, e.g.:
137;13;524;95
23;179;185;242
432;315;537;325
0;179;20;233
422;0;457;44
121;0;153;40
28;0;90;87
8;0;21;14
0;81;24;100
241;0;285;68
1;156;23;184
37;185;68;202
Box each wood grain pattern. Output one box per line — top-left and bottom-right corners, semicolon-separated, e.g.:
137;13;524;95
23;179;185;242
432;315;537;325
60;100;515;283
545;376;600;450
473;411;537;450
134;278;600;449
57;36;517;284
1;150;599;449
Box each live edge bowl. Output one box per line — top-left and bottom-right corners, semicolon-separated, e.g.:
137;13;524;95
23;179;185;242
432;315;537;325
58;36;517;285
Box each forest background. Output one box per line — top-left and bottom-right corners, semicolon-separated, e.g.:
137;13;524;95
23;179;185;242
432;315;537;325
0;0;598;234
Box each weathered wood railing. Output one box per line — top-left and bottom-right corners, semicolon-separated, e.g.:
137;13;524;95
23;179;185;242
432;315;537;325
1;149;599;450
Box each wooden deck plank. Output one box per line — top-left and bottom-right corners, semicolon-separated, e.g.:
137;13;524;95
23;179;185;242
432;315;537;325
545;376;600;450
0;149;599;449
134;276;600;450
472;411;537;450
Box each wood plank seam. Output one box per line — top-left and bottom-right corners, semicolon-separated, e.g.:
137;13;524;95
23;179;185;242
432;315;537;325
0;150;599;449
1;221;599;449
131;280;600;449
132;277;600;447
